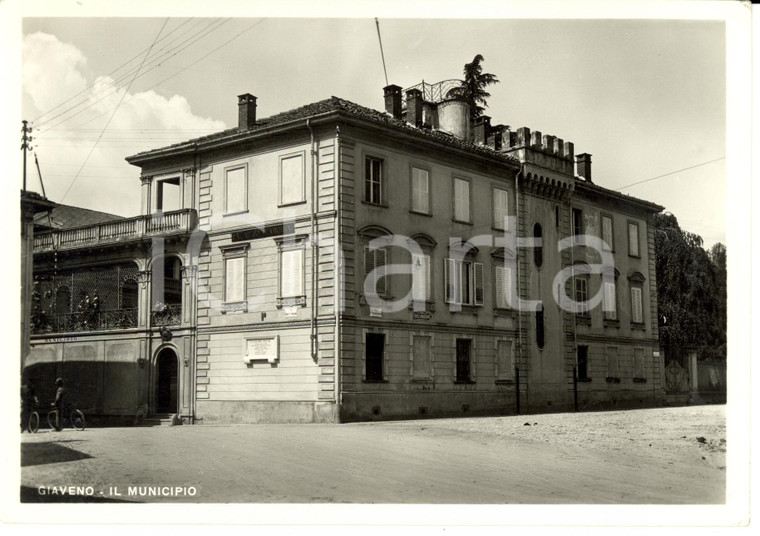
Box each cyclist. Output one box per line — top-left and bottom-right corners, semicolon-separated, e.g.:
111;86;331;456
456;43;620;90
20;379;38;433
50;378;65;431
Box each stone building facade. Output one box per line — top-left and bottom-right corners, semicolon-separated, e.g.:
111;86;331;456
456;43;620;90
24;81;664;423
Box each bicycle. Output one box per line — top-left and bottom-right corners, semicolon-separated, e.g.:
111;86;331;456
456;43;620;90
28;407;40;433
48;402;86;431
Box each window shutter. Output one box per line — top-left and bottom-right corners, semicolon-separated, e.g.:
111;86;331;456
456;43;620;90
604;281;616;320
495;265;505;308
412;253;429;301
602;216;613;250
629;223;639;256
474;262;484;306
445;258;456;304
281;249;303;297
225;257;245;302
364;246;375;295
376;248;387;296
494;189;508;229
631;287;643;323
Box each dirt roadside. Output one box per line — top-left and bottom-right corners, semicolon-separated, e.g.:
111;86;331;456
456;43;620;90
19;405;726;504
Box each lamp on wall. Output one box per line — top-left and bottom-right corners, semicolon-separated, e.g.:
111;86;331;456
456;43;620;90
159;326;173;342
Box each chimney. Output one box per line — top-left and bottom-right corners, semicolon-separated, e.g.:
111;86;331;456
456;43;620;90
473;115;491;145
405;88;423;127
488;124;506;150
238;93;257;130
576;153;592;182
383;85;403;119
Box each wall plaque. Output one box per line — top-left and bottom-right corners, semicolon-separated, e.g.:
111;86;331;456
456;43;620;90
231;222;296;243
243;335;279;363
413;311;432;320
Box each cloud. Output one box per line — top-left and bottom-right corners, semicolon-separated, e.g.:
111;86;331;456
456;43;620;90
22;32;226;216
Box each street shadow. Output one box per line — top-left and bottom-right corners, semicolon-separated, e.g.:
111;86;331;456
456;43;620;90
20;486;133;503
21;441;93;467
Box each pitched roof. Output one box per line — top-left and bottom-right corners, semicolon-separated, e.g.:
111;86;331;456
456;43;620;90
127;96;520;167
34;203;125;231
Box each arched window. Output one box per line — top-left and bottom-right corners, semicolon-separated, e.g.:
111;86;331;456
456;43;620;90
533;223;543;268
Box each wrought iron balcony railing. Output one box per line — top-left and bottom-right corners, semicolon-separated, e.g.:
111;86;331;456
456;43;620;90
31;308;138;335
150;303;182;327
33;209;198;253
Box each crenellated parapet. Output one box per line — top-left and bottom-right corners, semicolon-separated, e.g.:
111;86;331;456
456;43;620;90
498;126;575;178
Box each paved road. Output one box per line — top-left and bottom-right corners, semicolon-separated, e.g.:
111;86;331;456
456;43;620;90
19;407;725;505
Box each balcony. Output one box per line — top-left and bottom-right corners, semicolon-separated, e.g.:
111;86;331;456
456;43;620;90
151;303;182;327
31;308;139;335
33;209;198;253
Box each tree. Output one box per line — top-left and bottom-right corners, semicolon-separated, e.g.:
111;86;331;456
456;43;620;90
654;213;726;363
448;54;500;121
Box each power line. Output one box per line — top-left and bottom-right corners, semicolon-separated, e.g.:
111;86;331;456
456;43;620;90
30;18;196;124
614;157;725;191
36;19;229;132
68;19;267;132
375;18;389;87
60;19;170;203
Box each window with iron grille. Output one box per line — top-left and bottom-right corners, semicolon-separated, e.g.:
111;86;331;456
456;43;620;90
455;338;473;382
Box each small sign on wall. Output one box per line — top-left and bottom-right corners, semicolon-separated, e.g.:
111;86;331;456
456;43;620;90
369;307;383;318
243;335;279;363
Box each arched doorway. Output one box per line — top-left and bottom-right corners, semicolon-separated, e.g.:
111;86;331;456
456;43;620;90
155;347;179;414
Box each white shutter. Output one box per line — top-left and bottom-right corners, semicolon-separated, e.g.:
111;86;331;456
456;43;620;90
604;281;617;320
445;258;457;304
602;216;613;250
412;335;432;380
634;348;645;378
495;265;505;308
496;339;513;380
364;246;375;296
225;167;246;213
631;287;643;323
493;189;508;230
280;154;304;205
629;223;639;256
225;257;245;302
280;249;303;297
412;168;429;214
413;253;430;301
454;178;469;222
376;248;387;295
474;262;484;306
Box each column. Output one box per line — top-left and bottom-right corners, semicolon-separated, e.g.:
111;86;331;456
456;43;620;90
137;269;152;328
180;264;198;326
140;175;153;215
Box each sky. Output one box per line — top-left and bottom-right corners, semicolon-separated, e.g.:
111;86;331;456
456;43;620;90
7;4;742;250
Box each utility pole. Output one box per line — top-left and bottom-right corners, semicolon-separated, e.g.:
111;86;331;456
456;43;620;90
21;120;33;191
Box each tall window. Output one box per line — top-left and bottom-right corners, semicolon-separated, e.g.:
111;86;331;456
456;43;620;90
603;280;617;320
574;277;588;315
493;188;509;230
572;208;583;241
55;286;71;315
628;222;640;257
365;332;385;381
455;338;472;382
412;251;431;302
225;166;247;214
631;286;644;324
279;248;304;298
602;215;614;251
577;345;589;380
411;167;430;214
365;157;383;205
224;256;246;303
412;335;432;380
364;246;388;296
280;153;305;205
495;262;513;309
445;257;483;306
453;177;471;223
536;305;545;349
496;339;514;381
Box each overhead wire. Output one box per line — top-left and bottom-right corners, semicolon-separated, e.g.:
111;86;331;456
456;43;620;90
67;18;267;132
30;18;196;124
613;157;725;191
60;19;170;203
35;18;230;133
